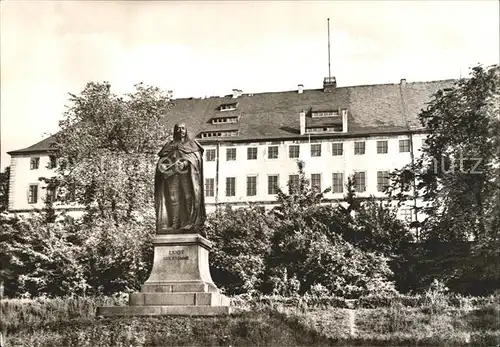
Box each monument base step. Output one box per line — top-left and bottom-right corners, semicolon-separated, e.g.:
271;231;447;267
96;305;240;317
129;291;230;306
141;281;219;293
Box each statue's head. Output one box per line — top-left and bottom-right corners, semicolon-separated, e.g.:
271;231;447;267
173;123;187;141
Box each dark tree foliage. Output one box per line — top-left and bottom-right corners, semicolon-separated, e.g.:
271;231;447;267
0;166;10;213
205;205;273;295
387;64;500;294
208;161;397;298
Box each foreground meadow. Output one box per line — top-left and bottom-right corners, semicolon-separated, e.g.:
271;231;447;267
1;295;499;346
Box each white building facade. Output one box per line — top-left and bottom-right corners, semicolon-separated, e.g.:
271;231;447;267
7;77;454;221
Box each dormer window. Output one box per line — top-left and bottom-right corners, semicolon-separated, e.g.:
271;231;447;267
311;110;339;118
199;130;239;138
211;116;239;124
218;102;238;111
442;88;453;96
306;125;342;133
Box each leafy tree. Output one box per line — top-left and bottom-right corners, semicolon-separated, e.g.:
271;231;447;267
0;166;10;213
205;206;273;295
0;214;88;297
47;82;172;224
0;213;155;297
351;198;413;256
81;216;155;295
388;64;500;294
264;161;395;298
393;64;499;240
273;160;331;216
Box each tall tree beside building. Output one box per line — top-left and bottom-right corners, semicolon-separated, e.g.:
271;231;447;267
0;167;10;213
389;64;500;294
49;82;172;224
417;64;499;241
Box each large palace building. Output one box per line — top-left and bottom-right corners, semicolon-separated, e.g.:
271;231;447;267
7;77;454;221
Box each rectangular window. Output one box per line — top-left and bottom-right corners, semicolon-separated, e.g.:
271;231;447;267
247;147;257;160
30;157;40;170
28;184;38;204
205;178;215;197
225;177;236;196
219;102;238;111
268;175;279;195
67;182;76;202
377;140;388;154
332;173;344;193
206;149;216;162
226;148;236;161
310;143;322;157
45;186;56;203
268;146;279;159
211;117;238;124
48;155;57;169
200;130;238;138
354;172;366;192
289;145;300;158
400;207;413;222
246;176;257;196
354;142;365;155
331;143;343;156
399;139;411;153
288;174;299;193
377;171;390;192
311;173;322;190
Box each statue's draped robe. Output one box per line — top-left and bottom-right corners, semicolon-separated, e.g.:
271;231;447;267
155;138;205;234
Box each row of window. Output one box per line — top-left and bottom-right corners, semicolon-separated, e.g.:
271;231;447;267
200;130;239;138
311;110;340;118
27;184;56;204
27;184;75;204
29;156;57;170
29;140;413;170
306;126;343;133
211;117;238;124
204;171;391;197
205;140;411;162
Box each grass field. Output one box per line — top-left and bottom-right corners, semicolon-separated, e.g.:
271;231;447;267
1;297;499;346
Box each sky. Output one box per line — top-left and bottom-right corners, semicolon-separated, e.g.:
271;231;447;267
1;0;499;168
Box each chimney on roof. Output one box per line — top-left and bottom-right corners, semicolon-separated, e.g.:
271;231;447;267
232;89;243;98
298;84;304;94
342;109;348;133
400;78;407;86
323;76;337;92
299;110;306;135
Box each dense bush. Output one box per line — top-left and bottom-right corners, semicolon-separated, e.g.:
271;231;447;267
205;206;273;295
0;213;154;297
205;162;399;298
0;214;87;297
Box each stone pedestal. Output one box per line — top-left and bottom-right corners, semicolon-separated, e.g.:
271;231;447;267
97;234;234;317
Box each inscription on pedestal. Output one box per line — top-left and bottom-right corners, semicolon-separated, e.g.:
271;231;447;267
163;249;189;261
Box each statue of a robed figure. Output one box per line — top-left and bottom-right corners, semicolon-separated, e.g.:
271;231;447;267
154;123;206;234
97;123;232;317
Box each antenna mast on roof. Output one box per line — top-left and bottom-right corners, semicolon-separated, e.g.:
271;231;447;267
327;18;331;79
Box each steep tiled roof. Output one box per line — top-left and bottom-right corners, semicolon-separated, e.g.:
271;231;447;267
8;79;455;155
162;79;455;142
7;135;57;155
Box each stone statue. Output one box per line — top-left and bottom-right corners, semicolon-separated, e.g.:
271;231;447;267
97;124;232;318
155;123;206;234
